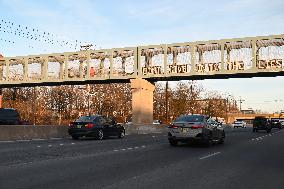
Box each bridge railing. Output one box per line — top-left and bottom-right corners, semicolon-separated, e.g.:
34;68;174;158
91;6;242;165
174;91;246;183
0;34;283;86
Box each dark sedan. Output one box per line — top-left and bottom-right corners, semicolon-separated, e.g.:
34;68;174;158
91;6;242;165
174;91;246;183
271;119;282;129
68;115;125;140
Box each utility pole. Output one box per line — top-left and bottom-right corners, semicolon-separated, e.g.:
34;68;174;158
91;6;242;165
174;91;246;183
86;84;91;116
0;88;2;108
190;80;194;115
238;96;245;112
165;81;168;123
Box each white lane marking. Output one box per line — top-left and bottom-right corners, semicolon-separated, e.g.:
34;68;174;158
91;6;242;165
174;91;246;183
114;146;145;152
0;141;14;143
37;146;41;148
48;145;52;147
71;143;75;145
32;139;46;141
142;133;148;135
60;144;64;146
152;136;156;138
256;138;260;141
16;140;30;142
200;152;221;160
252;138;255;141
50;138;62;140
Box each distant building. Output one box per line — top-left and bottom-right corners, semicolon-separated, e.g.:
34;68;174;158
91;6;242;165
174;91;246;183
241;109;255;114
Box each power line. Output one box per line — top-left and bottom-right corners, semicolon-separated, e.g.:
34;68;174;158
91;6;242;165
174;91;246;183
0;19;92;51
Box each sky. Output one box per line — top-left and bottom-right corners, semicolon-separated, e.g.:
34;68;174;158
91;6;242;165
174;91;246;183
0;0;284;113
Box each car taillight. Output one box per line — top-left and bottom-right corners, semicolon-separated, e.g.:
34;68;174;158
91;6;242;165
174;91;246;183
86;123;95;129
191;125;204;129
169;124;179;129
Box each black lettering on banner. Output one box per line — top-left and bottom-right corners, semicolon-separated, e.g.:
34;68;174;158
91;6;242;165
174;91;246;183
142;66;162;75
238;61;244;70
168;65;177;73
167;64;190;74
257;59;282;69
227;61;244;71
276;59;282;68
195;64;205;73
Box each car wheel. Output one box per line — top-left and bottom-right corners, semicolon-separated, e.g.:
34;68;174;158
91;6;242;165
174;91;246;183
118;130;125;138
169;139;178;146
97;129;104;140
219;131;225;144
71;135;79;140
203;134;212;147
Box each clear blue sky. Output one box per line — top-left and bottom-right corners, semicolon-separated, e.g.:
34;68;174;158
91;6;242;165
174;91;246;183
0;0;284;113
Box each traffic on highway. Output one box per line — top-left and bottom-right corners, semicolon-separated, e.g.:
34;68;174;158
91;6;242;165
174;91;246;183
0;117;284;189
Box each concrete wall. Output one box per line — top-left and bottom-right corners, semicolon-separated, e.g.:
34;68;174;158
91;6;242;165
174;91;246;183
0;125;69;141
124;124;167;135
0;124;168;141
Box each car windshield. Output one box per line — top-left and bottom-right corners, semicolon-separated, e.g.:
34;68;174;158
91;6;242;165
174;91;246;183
174;115;204;122
75;116;98;122
271;119;279;122
254;117;267;121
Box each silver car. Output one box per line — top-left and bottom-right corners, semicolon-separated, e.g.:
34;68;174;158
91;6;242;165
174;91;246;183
168;114;225;146
232;121;246;128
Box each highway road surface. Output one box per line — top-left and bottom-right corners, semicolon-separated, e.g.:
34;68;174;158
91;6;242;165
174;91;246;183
0;127;284;189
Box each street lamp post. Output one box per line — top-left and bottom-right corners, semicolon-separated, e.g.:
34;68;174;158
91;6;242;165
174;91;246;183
239;96;245;112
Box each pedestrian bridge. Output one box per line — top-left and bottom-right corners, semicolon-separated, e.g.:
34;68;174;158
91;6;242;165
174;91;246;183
1;34;284;125
0;34;283;87
228;113;284;124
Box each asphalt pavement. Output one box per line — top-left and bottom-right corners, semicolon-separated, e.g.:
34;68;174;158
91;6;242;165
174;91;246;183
0;126;284;189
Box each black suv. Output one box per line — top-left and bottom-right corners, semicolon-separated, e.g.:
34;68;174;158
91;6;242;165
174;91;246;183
0;108;21;125
253;116;271;133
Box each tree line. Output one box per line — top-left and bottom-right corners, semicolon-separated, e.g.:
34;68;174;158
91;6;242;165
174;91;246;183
1;81;238;125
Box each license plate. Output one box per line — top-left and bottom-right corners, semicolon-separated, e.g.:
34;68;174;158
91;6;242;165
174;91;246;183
77;125;82;128
182;128;189;133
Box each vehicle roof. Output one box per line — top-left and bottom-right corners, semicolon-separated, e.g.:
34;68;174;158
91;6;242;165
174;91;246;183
0;108;20;119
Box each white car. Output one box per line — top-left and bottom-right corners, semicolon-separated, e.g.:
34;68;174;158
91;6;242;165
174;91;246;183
232;121;246;128
153;120;162;124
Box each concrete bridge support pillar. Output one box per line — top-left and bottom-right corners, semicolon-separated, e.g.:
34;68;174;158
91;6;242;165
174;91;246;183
131;79;155;125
